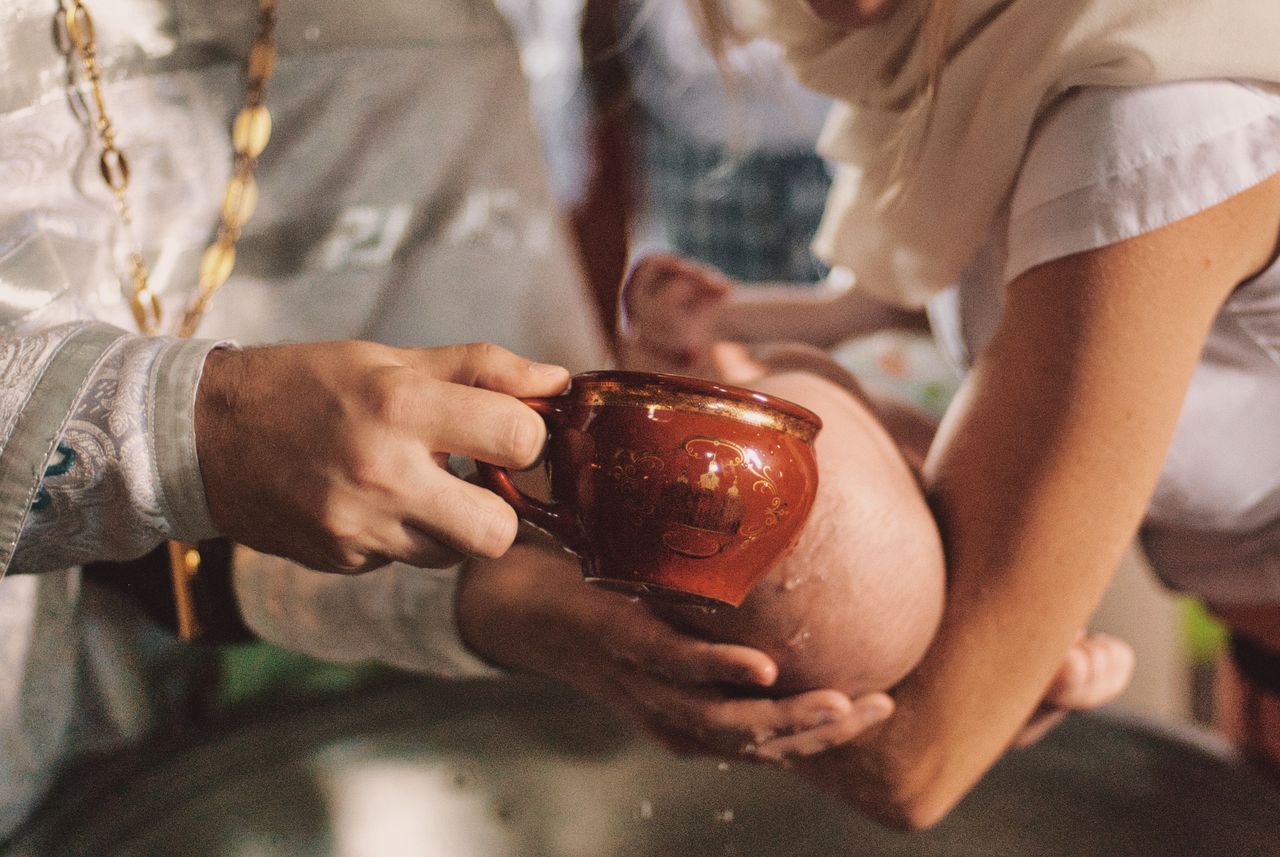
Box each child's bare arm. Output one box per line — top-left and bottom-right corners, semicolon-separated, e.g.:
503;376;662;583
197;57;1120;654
621;255;926;375
718;269;928;350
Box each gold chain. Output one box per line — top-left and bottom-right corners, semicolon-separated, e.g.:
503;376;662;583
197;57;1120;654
58;0;278;337
57;0;278;639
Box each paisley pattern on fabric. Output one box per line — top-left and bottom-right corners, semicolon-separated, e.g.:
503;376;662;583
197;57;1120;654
11;335;175;573
29;443;76;510
0;327;67;449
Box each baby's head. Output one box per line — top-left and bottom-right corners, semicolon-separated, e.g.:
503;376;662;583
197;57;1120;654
626;255;945;698
744;369;945;697
649;367;945;699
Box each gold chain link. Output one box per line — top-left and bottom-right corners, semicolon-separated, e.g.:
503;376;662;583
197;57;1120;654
57;0;279;639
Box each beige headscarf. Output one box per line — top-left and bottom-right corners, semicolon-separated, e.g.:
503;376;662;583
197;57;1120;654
736;0;1280;306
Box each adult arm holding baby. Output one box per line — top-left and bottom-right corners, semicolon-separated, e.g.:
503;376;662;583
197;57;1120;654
830;176;1280;828
611;181;1280;833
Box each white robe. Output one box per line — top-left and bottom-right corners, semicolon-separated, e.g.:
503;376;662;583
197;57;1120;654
0;0;608;838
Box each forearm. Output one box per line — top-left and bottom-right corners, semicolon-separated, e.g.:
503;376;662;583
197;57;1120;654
849;478;1143;826
233;546;502;678
822;181;1278;827
456;536;612;681
817;408;1165;825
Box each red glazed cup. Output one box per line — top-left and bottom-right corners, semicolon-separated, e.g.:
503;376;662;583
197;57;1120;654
476;370;822;607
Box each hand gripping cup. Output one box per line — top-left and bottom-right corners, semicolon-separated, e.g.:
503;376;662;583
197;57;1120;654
476;371;822;607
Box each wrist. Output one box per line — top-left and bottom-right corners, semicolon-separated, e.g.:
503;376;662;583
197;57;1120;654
456;544;593;679
455;547;541;672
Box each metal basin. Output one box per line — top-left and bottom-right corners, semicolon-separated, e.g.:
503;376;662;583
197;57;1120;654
14;676;1280;856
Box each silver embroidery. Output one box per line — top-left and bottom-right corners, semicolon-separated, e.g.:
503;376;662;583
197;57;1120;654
12;335;173;572
0;327;67;450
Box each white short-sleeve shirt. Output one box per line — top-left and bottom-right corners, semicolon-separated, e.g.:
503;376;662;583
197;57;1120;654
928;80;1280;605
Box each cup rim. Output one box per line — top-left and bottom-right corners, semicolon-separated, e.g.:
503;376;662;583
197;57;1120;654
569;370;823;435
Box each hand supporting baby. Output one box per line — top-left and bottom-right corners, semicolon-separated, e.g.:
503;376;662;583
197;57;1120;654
456;534;1133;765
457;534;894;761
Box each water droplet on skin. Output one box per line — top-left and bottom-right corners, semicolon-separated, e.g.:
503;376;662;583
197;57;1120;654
715;809;735;824
716;762;730;772
782;575;804;591
637;800;654;820
786;629;812;650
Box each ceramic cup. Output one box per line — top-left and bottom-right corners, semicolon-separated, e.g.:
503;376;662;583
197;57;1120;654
476;370;822;607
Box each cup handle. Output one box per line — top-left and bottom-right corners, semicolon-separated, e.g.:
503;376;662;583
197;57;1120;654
475;397;578;549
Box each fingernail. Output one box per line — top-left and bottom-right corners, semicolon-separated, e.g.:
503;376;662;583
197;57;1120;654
857;701;892;727
530;362;567;377
738;665;775;686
